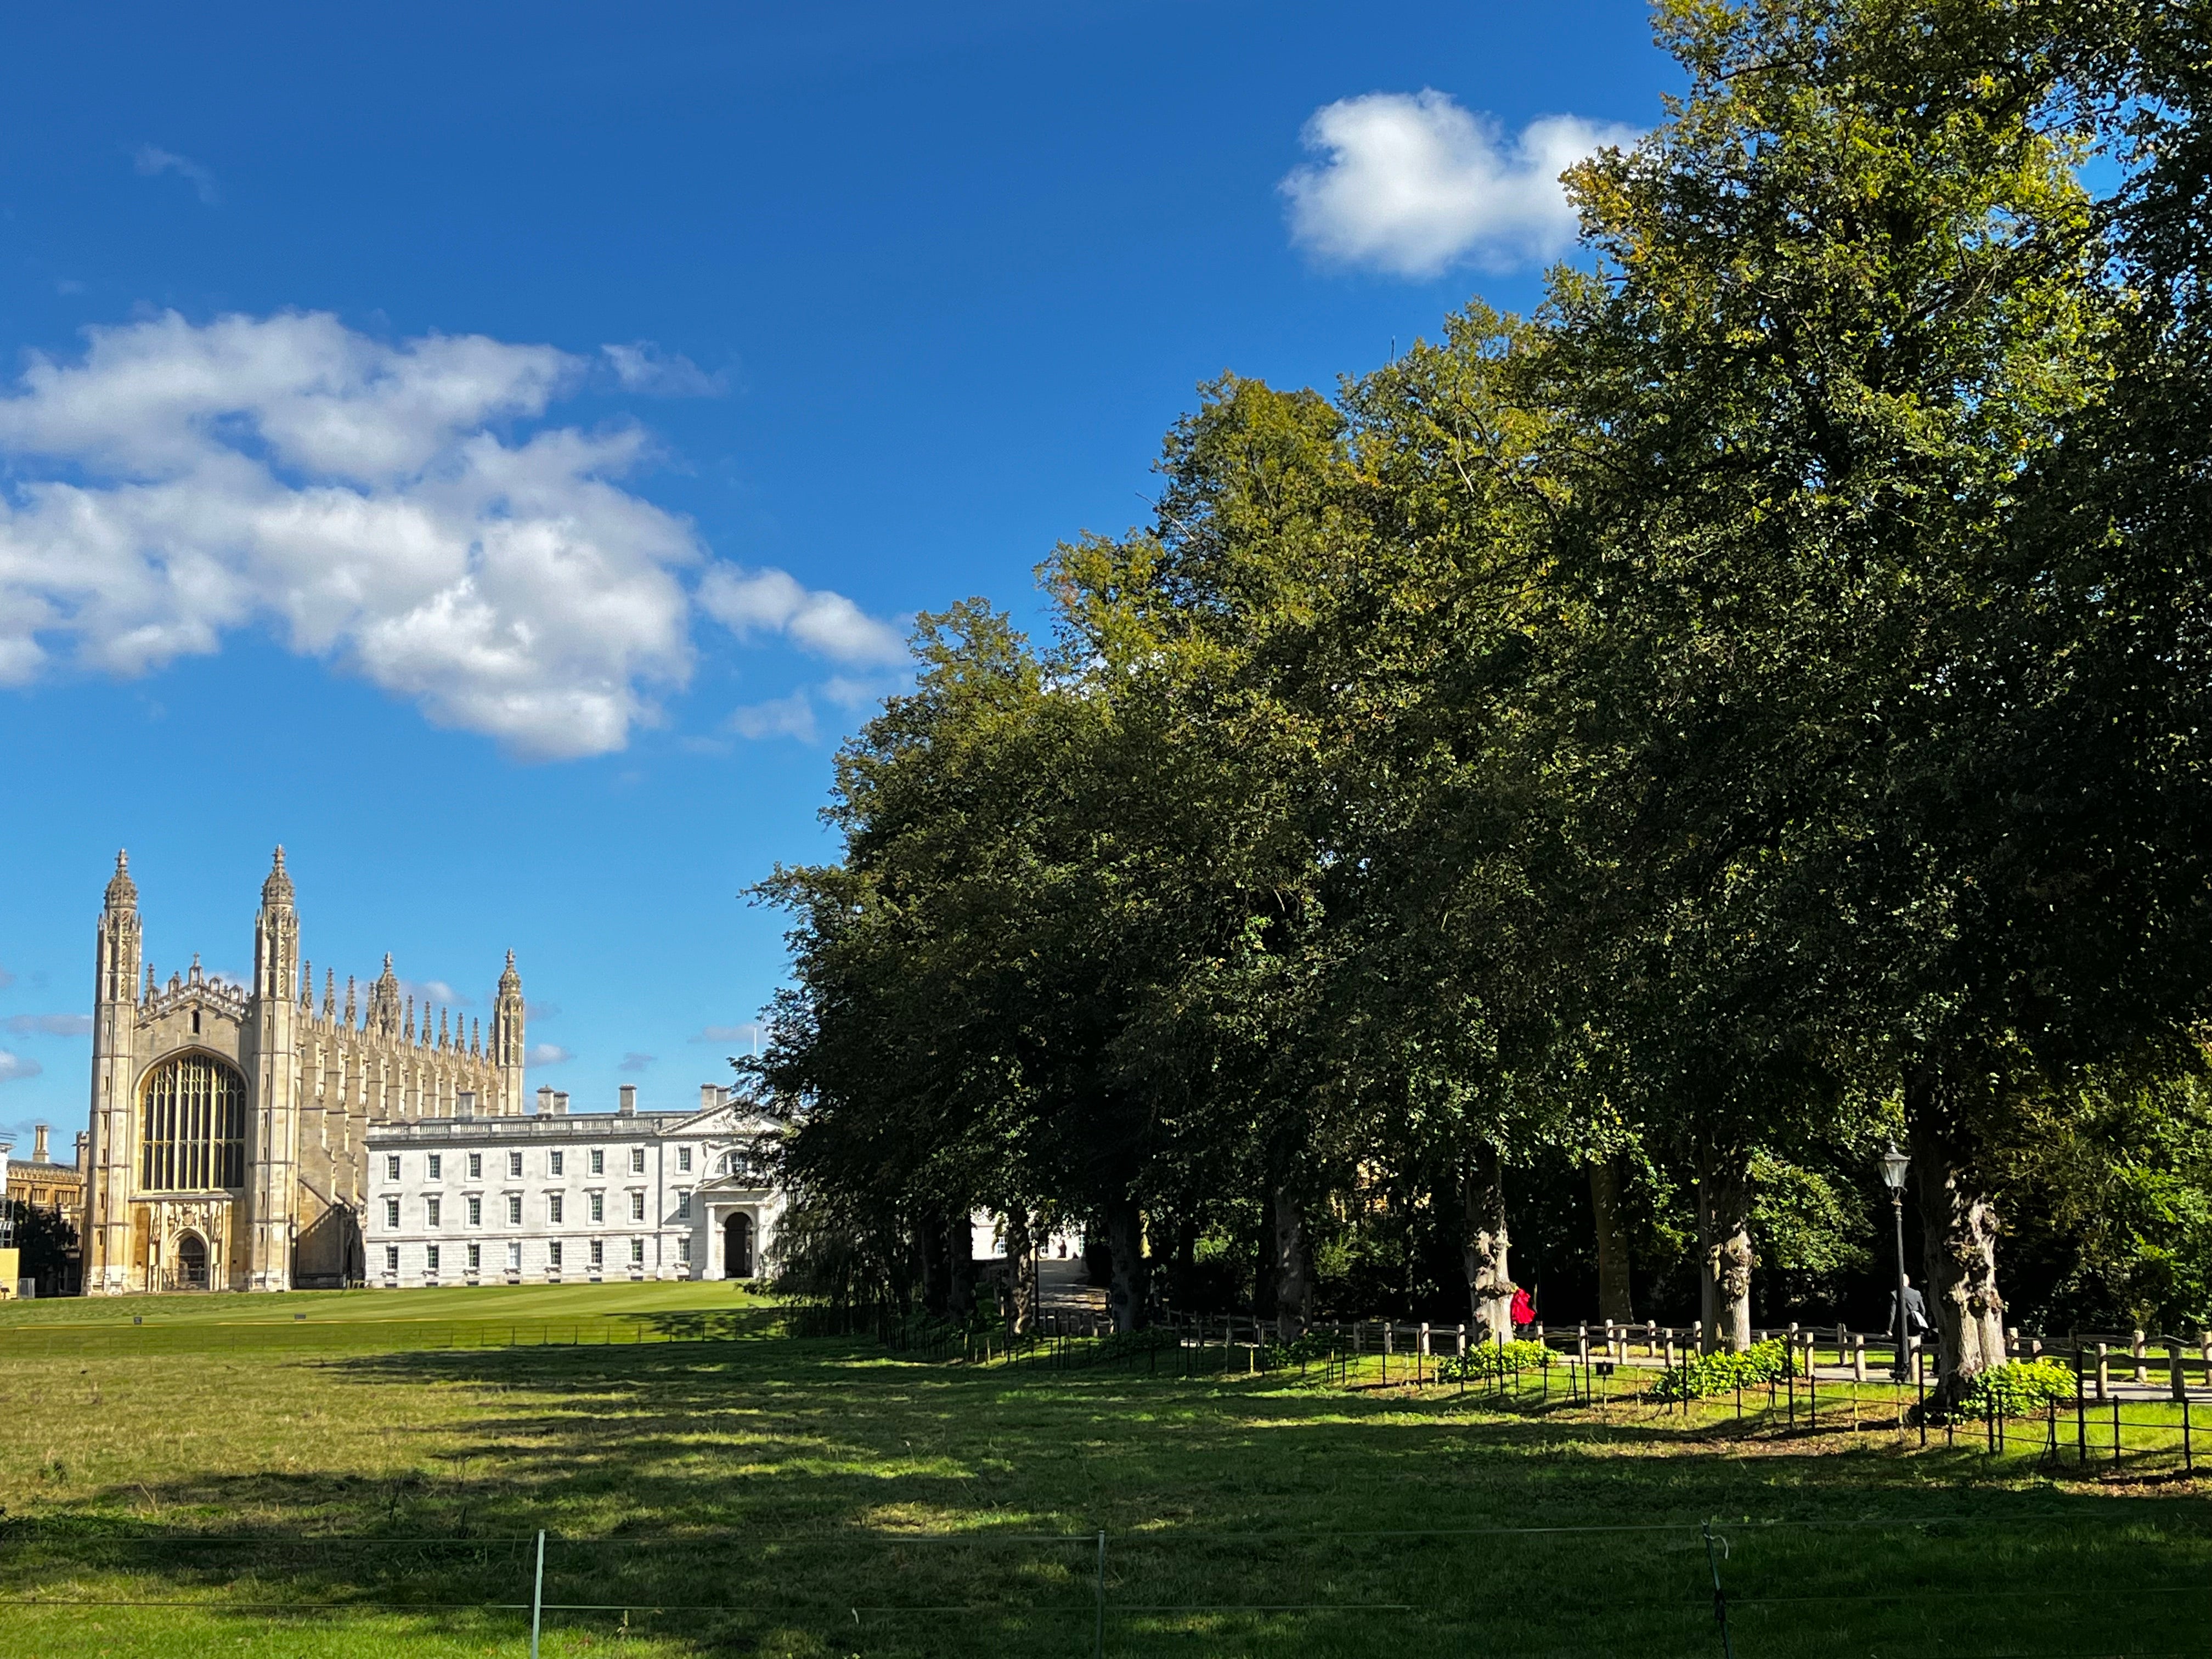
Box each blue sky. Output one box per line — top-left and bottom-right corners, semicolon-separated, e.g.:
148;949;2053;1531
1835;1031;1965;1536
0;1;1670;1147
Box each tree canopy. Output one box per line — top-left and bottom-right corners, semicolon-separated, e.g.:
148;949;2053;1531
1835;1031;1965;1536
749;0;2212;1404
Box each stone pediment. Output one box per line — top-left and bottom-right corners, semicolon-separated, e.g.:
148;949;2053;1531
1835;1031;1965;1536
664;1098;778;1139
695;1169;776;1196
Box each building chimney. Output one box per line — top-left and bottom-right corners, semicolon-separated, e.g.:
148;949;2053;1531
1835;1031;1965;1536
618;1085;636;1115
74;1131;88;1172
456;1090;476;1120
537;1085;554;1116
32;1124;48;1163
699;1084;718;1112
552;1091;569;1115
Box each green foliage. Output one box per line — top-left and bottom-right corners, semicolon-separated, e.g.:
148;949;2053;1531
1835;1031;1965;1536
1;1199;77;1290
1997;1062;2212;1332
1434;1340;1555;1381
749;0;2212;1361
1954;1361;2078;1421
1652;1340;1797;1402
1092;1327;1179;1359
1261;1330;1340;1367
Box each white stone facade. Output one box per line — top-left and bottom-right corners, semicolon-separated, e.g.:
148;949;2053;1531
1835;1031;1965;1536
365;1086;781;1288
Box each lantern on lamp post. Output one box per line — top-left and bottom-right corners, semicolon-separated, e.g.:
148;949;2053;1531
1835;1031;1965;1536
1878;1142;1912;1380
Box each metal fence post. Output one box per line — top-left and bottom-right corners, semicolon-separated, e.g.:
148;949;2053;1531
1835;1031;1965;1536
2075;1339;2087;1465
1094;1529;1107;1659
529;1528;545;1659
1702;1520;1735;1659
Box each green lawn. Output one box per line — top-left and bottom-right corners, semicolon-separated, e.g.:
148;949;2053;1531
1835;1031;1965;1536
0;1278;760;1327
1;1293;2206;1657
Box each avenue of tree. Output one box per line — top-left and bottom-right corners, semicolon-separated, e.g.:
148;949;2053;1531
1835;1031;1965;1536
751;0;2212;1407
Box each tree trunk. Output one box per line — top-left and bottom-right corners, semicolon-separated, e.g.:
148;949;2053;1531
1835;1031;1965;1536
1002;1205;1036;1336
1908;1065;2007;1408
1695;1150;1753;1353
1271;1183;1310;1341
1589;1159;1634;1323
946;1212;977;1321
917;1214;950;1318
1105;1197;1147;1334
1462;1144;1514;1345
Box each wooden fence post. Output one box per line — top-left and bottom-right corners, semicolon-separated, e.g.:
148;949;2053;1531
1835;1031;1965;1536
1853;1335;1866;1382
2096;1341;2110;1402
2134;1329;2149;1385
2170;1341;2187;1404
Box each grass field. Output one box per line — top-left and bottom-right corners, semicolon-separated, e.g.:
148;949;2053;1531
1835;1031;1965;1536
1;1285;2207;1657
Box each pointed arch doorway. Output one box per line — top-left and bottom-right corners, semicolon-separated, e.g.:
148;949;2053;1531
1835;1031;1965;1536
175;1231;209;1290
723;1212;755;1280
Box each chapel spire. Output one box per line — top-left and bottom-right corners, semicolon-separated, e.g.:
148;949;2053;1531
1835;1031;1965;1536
253;845;300;1002
105;849;138;912
365;953;402;1036
492;949;527;1116
96;849;143;1008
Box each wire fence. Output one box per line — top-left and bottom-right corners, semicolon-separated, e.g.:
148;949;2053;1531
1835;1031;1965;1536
935;1313;2212;1479
13;1300;2205;1477
2;1513;2207;1657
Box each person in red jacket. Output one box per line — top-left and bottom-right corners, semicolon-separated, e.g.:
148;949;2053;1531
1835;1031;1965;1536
1509;1286;1536;1333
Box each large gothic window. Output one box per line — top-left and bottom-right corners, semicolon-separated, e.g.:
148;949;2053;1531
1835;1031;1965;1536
139;1054;247;1190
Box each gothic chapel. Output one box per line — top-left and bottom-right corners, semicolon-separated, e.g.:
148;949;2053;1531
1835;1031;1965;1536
83;849;526;1293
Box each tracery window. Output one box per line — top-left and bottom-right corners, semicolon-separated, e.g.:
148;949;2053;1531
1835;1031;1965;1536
138;1054;247;1190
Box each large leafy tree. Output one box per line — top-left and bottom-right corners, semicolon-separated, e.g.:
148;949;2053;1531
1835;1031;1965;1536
1538;0;2205;1390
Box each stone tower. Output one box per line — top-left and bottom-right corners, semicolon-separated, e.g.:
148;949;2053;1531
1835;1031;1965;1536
492;950;527;1116
246;847;301;1291
84;851;142;1295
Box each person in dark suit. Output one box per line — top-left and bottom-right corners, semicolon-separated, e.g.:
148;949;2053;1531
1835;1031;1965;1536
1889;1277;1931;1342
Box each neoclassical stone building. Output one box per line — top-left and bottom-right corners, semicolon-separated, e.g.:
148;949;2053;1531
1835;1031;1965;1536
364;1084;783;1288
83;849;526;1294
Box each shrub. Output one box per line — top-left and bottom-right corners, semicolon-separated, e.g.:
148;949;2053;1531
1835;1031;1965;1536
1652;1338;1797;1401
1435;1339;1555;1381
1259;1330;1338;1367
1954;1360;2076;1420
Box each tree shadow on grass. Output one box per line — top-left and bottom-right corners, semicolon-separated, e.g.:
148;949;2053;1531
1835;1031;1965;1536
8;1333;2212;1657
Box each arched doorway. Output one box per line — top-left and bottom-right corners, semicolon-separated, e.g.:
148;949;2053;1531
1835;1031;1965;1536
175;1231;208;1290
723;1212;755;1280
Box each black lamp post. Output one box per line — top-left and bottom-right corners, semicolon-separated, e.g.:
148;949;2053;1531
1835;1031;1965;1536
1878;1142;1912;1380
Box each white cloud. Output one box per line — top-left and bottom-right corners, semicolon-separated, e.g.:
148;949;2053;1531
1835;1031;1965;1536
618;1051;656;1073
0;1050;42;1083
1282;91;1639;277
697;565;906;667
818;672;904;712
691;1022;761;1047
601;343;725;397
526;1043;574;1065
134;145;220;205
726;690;817;743
0;311;701;758
399;978;470;1008
1;1014;92;1037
